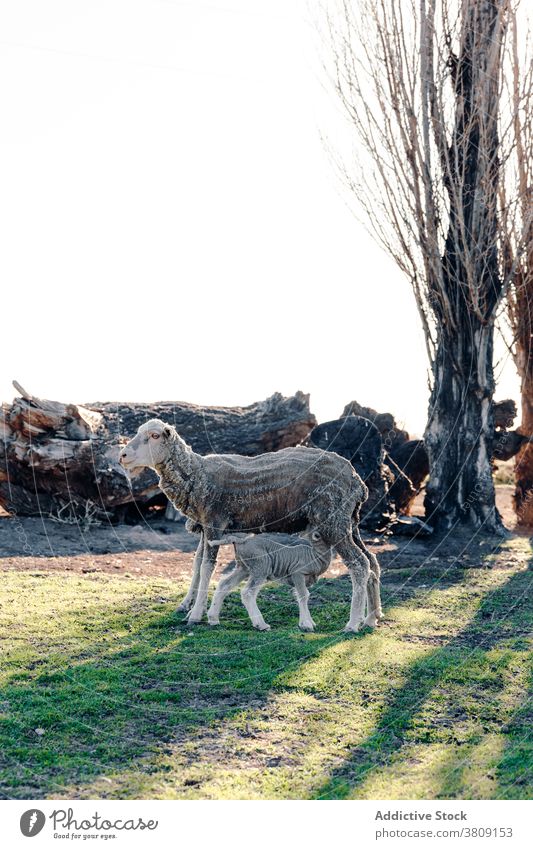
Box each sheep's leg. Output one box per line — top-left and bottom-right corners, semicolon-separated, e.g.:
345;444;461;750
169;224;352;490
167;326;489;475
364;570;382;628
292;573;315;631
334;536;370;633
207;564;247;625
188;538;219;624
352;522;383;627
177;534;204;613
240;577;270;631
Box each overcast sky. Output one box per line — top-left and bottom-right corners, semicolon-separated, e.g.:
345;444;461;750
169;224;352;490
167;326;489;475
0;0;519;434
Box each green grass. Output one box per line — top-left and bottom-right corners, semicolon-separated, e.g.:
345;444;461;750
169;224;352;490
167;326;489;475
1;538;532;799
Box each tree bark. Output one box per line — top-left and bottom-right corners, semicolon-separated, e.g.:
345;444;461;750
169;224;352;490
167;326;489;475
508;191;533;525
424;321;503;532
514;375;533;526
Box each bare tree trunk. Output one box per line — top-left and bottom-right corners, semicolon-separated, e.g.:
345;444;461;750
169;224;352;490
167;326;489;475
514;387;533;525
423;0;506;533
424;321;501;530
512;285;533;524
504;10;533;526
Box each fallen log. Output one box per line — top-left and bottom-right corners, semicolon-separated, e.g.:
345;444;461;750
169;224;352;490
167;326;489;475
387;439;429;514
341;400;409;453
494;399;517;430
337;401;420;521
0;383;316;521
493;430;533;461
305;416;396;529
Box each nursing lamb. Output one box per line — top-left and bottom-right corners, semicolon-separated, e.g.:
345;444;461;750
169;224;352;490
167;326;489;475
207;530;332;631
119;418;382;632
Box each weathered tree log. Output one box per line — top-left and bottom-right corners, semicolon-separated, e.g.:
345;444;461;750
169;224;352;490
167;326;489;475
341;400;409;453
306;416;397;529
387;440;429;514
494;430;533;462
89;392;315;456
338;402;421;519
513;391;533;525
493;399;517;430
0;383;316;521
491;399;533;523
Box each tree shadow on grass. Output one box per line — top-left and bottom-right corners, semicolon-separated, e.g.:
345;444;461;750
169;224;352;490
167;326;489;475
0;578;355;799
0;552;458;801
313;560;533;799
494;658;533;799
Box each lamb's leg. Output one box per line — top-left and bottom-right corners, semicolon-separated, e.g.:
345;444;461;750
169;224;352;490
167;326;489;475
177;534;204;613
188;537;219;624
334;535;370;633
352;522;383;627
292;573;315;631
240;577;270;631
207;564;247;625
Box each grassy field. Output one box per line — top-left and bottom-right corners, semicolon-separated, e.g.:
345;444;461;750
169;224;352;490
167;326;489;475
1;534;532;800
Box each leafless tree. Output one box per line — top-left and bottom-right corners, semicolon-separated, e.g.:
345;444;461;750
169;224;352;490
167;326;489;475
326;0;533;532
499;12;533;524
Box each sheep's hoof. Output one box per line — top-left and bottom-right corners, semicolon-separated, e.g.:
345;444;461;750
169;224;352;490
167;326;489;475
254;622;271;631
343;622;363;634
363;615;378;628
299;623;315;632
187;615;203;625
207;617;220;626
177;601;193;613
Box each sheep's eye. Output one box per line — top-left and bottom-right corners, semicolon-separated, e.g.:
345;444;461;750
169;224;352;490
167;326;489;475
151;432;160;439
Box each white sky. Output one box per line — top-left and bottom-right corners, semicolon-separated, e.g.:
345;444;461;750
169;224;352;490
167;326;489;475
0;0;519;435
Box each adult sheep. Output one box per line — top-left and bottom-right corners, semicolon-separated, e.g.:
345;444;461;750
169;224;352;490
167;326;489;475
119;419;382;632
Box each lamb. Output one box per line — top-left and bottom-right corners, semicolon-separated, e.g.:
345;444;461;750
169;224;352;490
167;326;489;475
119;418;382;632
207;529;333;631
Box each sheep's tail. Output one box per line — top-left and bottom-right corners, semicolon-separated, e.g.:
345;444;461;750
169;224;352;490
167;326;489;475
208;533;255;547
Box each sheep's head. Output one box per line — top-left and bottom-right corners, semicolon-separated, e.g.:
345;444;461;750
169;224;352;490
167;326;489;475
119;419;175;474
299;527;332;557
299;527;323;544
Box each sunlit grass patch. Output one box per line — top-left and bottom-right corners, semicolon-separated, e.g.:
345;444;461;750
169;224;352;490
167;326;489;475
0;541;532;800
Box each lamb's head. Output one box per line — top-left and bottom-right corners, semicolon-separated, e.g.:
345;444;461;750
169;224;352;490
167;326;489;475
299;527;333;560
299;527;324;544
119;419;178;474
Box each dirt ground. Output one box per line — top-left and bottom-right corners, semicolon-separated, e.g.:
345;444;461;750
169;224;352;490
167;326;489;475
0;485;524;580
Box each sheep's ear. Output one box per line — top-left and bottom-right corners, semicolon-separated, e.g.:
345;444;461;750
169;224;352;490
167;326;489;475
162;425;171;439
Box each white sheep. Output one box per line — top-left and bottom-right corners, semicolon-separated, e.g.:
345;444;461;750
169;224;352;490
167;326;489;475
119;418;382;632
206;530;332;631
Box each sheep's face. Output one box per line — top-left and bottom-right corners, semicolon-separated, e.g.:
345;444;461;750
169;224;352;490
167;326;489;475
300;527;332;559
119;419;173;474
299;527;323;544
